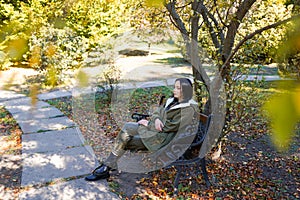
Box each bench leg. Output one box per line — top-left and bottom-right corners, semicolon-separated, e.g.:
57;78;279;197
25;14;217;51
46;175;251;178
173;166;182;195
200;158;211;187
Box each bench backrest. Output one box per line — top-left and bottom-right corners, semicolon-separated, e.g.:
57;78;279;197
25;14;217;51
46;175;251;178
191;113;211;147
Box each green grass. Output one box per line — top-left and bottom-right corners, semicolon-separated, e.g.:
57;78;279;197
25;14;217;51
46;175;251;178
166;49;182;54
46;86;174;120
154;57;189;65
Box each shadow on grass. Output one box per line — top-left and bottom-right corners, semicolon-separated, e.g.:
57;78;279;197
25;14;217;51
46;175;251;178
153;57;190;67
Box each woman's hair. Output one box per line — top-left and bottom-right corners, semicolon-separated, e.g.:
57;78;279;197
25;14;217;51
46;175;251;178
175;78;193;102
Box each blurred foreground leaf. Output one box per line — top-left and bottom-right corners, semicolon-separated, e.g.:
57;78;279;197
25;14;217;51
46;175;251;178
45;44;57;57
294;85;300;115
29;84;39;107
5;38;28;60
77;70;89;88
145;0;164;7
1;72;16;90
263;81;300;151
46;66;58;87
29;46;41;68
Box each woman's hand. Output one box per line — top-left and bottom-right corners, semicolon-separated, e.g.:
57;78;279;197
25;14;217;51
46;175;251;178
155;118;164;131
138;119;149;127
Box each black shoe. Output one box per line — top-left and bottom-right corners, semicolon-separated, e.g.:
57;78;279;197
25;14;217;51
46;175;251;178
84;164;110;181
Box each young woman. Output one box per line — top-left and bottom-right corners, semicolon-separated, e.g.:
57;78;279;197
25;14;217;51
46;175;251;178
85;78;198;181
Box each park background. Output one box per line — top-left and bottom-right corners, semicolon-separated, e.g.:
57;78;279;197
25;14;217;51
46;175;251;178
0;0;299;199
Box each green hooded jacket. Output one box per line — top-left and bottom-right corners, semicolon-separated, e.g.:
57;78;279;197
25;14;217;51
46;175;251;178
138;97;199;152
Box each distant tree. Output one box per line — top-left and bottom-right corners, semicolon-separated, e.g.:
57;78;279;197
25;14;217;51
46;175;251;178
0;0;136;77
277;0;300;79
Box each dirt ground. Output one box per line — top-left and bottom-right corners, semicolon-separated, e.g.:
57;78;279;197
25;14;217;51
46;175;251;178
0;107;22;200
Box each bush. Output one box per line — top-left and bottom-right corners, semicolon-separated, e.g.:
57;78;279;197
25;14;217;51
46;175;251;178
96;63;121;100
28;25;89;85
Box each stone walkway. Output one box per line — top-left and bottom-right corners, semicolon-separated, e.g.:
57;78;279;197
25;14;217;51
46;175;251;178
0;90;120;200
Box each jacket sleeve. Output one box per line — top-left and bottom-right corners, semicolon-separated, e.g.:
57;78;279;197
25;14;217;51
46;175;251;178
162;112;182;133
150;106;164;122
151;97;172;122
163;106;195;133
150;102;179;132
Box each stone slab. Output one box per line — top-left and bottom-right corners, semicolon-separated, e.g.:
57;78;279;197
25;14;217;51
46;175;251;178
11;107;64;122
21;146;97;186
0;97;33;106
19;178;120;200
0;90;26;102
18;116;75;134
1;98;50;114
38;90;72;101
22;128;85;153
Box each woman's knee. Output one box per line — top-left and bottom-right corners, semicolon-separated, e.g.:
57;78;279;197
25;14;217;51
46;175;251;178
122;122;139;135
118;131;131;142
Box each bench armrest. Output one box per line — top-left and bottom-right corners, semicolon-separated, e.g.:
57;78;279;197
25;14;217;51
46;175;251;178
131;113;150;122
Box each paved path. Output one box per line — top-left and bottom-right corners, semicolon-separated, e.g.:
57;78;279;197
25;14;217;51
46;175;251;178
0;90;120;200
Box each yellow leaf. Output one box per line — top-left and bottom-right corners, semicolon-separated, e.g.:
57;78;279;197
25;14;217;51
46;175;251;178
77;70;89;88
263;82;300;151
46;66;58;86
275;0;286;4
45;44;57;57
1;72;16;90
145;0;164;8
5;38;29;60
29;46;41;68
29;84;39;107
293;85;300;116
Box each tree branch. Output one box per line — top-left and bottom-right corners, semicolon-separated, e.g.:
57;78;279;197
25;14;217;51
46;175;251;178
191;0;211;87
203;4;225;49
222;0;256;61
196;1;222;54
222;14;300;72
165;1;190;43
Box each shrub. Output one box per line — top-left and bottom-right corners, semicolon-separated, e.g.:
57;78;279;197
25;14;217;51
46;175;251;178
28;25;89;85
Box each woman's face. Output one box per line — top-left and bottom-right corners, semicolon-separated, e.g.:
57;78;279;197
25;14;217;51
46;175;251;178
173;81;183;102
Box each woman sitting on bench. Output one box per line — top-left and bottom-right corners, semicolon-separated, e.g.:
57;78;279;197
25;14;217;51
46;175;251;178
85;78;198;181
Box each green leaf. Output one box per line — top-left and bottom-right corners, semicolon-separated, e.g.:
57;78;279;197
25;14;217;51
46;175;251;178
263;82;300;151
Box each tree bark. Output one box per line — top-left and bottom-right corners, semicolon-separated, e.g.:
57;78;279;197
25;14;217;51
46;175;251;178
221;0;256;80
